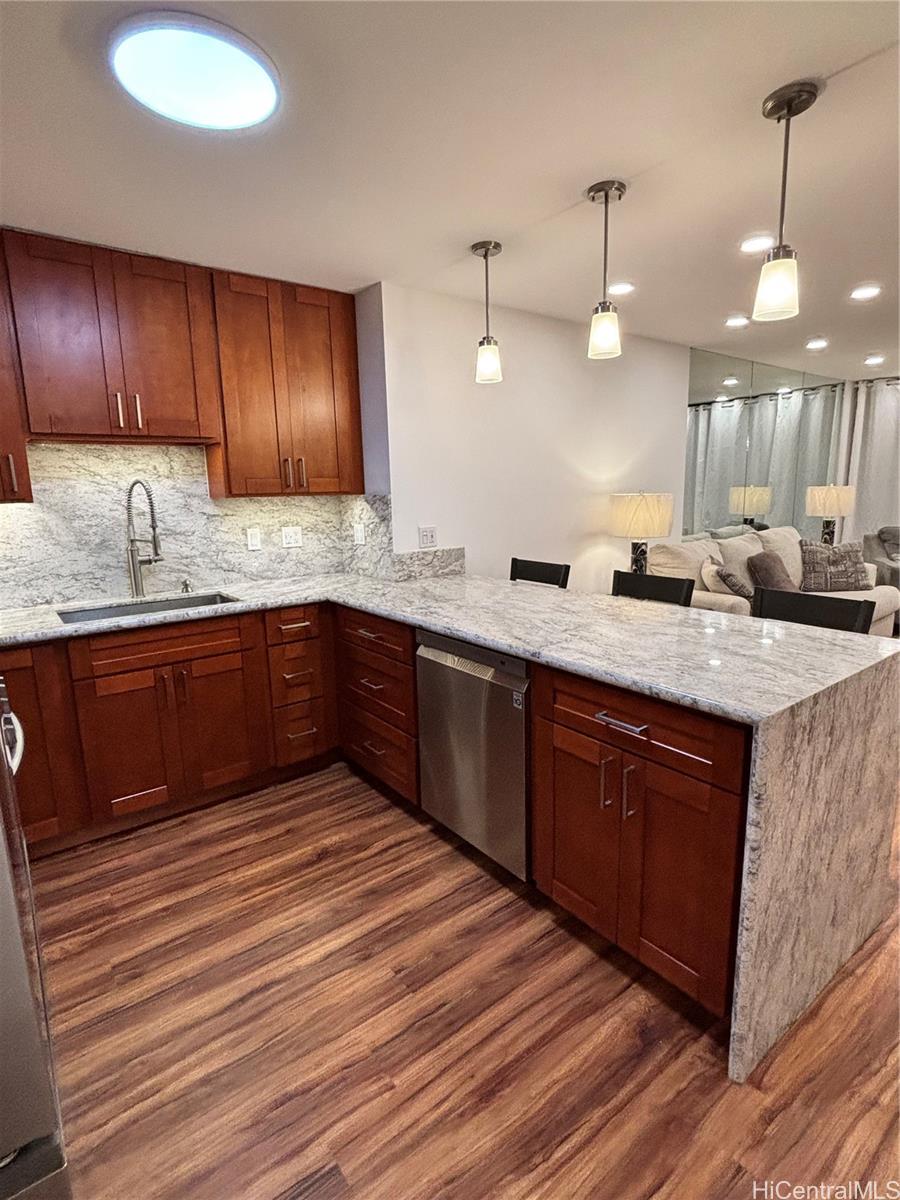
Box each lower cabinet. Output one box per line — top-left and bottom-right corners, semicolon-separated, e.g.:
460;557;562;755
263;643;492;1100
532;667;749;1018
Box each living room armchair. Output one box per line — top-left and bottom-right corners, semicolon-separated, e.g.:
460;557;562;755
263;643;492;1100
863;526;900;589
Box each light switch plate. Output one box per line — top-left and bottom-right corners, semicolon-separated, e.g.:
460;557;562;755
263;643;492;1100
281;526;303;548
353;522;366;545
418;525;438;549
246;526;262;551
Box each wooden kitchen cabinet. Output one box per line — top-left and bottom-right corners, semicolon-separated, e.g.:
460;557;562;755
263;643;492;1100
0;644;90;842
4;229;219;442
210;271;364;497
532;666;749;1017
265;604;337;768
0;245;31;502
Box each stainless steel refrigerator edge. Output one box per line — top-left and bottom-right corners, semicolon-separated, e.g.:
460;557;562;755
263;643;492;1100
0;680;72;1200
416;632;528;881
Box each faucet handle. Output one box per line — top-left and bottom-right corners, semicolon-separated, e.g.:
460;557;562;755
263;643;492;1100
181;579;193;593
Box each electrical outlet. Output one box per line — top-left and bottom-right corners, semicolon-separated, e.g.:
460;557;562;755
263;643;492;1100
353;522;366;545
281;526;303;548
246;527;262;551
418;525;438;549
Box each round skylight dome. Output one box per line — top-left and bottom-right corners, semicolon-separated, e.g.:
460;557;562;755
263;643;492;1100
109;13;279;130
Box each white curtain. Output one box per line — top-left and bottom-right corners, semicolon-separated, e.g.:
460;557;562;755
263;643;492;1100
842;379;900;543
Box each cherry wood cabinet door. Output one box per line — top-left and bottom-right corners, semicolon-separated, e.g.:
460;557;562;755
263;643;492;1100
74;666;185;822
112;253;220;440
0;246;31;501
616;754;745;1016
1;645;90;843
532;718;623;942
4;230;125;435
175;647;272;799
213;271;293;495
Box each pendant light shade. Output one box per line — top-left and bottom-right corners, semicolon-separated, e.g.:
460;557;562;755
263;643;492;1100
752;81;819;323
586;180;627;360
471;241;502;384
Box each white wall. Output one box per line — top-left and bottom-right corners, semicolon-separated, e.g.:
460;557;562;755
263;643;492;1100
375;282;690;593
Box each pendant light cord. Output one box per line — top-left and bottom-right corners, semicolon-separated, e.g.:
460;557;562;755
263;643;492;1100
602;192;610;301
777;113;792;246
484;251;490;339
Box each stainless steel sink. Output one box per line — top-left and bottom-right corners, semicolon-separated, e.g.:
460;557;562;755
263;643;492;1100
57;593;238;624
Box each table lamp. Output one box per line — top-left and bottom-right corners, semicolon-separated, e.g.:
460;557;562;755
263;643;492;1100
609;492;674;574
806;485;855;544
729;485;773;527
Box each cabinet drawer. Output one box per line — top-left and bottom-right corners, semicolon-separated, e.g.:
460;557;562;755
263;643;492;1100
274;699;331;767
265;605;320;645
532;667;749;795
336;606;414;665
341;702;418;803
268;640;324;707
69;616;244;680
337;641;416;734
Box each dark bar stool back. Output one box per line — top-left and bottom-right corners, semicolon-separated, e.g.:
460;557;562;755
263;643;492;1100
611;570;694;606
751;587;875;634
510;558;571;589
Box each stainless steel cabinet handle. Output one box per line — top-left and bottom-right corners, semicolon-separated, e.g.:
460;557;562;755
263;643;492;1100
177;668;192;705
282;669;313;683
283;458;294;489
355;628;384;642
297;456;307;488
156;671;175;711
361;740;386;758
279;621;311;632
287;727;317;741
133;393;143;429
600;754;615;808
593;710;649;737
359;677;385;692
622;764;637;819
115;392;124;428
2;712;24;775
6;453;18;495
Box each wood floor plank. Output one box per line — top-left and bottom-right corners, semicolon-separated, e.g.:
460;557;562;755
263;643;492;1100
29;764;899;1200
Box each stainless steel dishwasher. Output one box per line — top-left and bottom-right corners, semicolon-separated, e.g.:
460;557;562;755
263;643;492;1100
416;631;529;880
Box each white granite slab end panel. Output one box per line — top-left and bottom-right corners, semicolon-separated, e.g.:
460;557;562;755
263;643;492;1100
341;494;465;580
728;652;899;1081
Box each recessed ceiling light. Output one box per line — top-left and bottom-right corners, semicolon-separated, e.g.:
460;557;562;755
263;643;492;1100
740;233;776;254
109;13;279;130
850;283;881;302
864;353;885;367
722;377;739;387
805;336;829;351
725;314;750;328
607;281;635;297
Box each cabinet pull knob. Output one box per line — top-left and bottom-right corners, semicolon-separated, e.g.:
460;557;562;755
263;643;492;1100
278;621;311;632
359;677;385;692
134;393;143;429
283;458;294;489
593;710;649;738
360;739;386;758
297;456;307;488
600;754;615;808
622;764;638;819
5;453;18;495
115;392;124;428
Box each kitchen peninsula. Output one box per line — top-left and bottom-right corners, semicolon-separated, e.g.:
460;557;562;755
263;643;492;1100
1;574;896;1084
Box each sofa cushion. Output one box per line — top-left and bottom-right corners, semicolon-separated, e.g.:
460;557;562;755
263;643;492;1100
716;530;764;594
699;556;735;594
812;584;900;623
708;524;751;539
801;540;869;592
691;590;752;616
716;566;754;600
648;538;721;590
757;526;803;587
747;550;798;592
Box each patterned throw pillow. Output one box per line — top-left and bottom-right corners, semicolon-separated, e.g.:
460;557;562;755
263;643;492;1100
800;540;869;592
715;566;753;600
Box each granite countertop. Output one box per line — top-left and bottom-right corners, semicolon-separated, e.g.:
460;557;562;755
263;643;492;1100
0;573;896;726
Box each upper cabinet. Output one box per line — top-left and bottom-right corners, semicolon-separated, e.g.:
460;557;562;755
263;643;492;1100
0;244;32;501
3;230;221;441
210;271;363;496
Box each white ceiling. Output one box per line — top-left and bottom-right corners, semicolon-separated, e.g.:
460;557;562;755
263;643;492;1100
1;1;897;380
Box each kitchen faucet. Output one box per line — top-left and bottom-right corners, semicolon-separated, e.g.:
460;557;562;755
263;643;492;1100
125;479;163;598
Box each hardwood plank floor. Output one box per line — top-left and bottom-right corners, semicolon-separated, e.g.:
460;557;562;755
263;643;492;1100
30;764;899;1200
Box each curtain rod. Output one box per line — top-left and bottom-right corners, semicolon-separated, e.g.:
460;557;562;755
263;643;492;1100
690;381;842;408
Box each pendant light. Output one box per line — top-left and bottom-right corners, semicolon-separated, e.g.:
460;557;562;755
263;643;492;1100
471;241;502;383
586;180;626;359
752;81;819;322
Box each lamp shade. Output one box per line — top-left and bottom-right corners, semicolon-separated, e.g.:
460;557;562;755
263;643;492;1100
752;253;799;322
806;485;856;517
729;485;772;516
608;492;674;539
587;306;621;359
475;337;502;384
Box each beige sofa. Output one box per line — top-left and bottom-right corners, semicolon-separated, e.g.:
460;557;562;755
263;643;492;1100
648;526;900;637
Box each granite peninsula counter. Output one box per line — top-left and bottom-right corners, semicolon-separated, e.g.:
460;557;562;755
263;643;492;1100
1;573;897;1081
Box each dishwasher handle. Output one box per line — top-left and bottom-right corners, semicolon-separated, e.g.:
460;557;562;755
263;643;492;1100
416;643;529;693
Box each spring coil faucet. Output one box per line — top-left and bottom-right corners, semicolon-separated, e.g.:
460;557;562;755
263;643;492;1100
125;478;163;597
